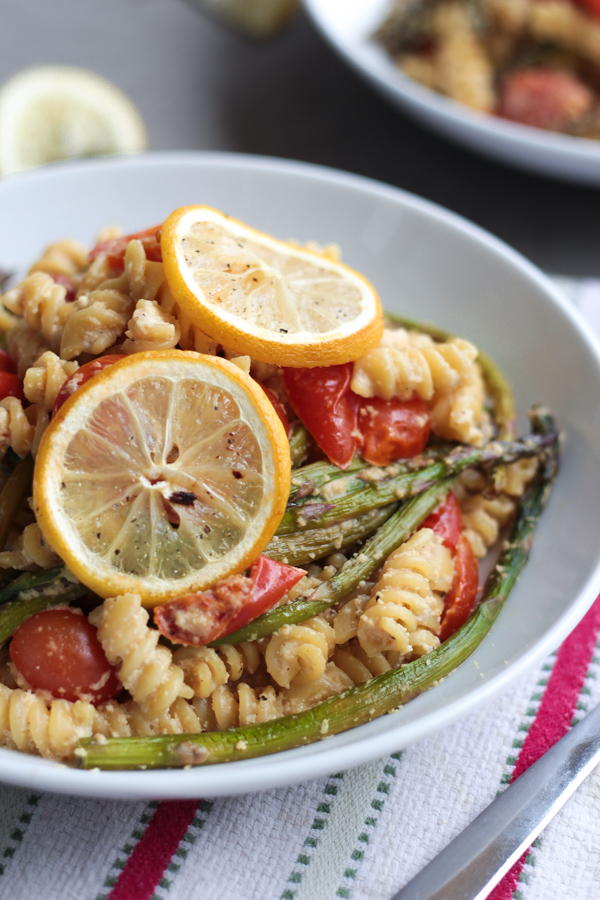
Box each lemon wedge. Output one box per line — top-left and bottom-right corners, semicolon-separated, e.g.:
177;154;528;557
190;0;298;39
0;66;147;176
161;205;384;367
33;351;290;607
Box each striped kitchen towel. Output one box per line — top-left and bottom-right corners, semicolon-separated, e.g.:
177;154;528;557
0;276;599;900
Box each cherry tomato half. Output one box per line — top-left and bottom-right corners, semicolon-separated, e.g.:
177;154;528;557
10;607;121;704
154;556;305;646
497;68;594;132
356;397;430;466
89;225;163;270
52;354;126;416
282;364;358;469
439;534;479;642
0;371;24;402
421;492;462;551
0;350;16;374
577;0;600;21
261;385;292;437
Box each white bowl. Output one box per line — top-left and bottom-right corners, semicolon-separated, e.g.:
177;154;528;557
0;151;599;799
303;0;600;185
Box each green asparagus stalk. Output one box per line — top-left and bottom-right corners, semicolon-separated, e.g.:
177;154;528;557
289;423;311;469
0;566;76;605
277;432;556;535
0;584;90;645
266;505;397;566
77;422;557;770
0;456;34;552
213;478;455;645
288;456;368;504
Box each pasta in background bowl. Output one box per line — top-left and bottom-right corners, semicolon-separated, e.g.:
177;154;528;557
0;152;598;798
303;0;600;184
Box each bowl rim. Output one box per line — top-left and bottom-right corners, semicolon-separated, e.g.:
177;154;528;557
0;150;599;799
302;0;600;176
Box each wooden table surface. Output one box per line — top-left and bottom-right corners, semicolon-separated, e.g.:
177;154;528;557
2;0;599;276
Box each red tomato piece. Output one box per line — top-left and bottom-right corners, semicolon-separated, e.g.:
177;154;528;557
10;607;121;704
0;350;16;374
154;556;306;646
421;492;462;551
88;225;163;270
356;397;430;466
577;0;600;20
439;535;479;642
282;364;358;469
52;354;126;416
0;371;24;402
497;68;594;132
261;385;292;437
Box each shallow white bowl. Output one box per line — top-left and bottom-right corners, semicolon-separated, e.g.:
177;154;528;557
0;152;599;799
303;0;600;185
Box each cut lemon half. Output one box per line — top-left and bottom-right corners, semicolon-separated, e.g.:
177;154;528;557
33;351;290;607
161;205;384;367
0;66;147;176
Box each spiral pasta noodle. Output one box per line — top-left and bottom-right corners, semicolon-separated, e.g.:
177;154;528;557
429;363;489;446
59;287;135;359
281;662;354;716
28;239;88;281
173;642;263;699
23;351;79;410
194;683;284;731
0;398;48;458
265;616;336;688
430;2;495;112
122;299;181;353
2;273;73;354
0;685;203;759
89;593;193;719
332;641;393;686
6;320;50;379
351;329;479;403
460;493;517;558
357;528;455;659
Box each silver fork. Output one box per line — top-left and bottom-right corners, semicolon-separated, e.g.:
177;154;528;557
390;700;600;900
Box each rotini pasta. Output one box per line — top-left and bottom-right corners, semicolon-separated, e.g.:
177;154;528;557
0;397;48;458
2;273;73;354
265;616;335;688
460;492;516;558
173;642;263;698
28;239;88;281
357;528;454;659
89;593;193;719
352;328;479;403
23;351;79;410
0;685;203;759
122;299;181;353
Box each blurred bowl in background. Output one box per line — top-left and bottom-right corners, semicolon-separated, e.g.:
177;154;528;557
303;0;600;185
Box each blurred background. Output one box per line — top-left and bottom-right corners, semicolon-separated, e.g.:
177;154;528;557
0;0;598;274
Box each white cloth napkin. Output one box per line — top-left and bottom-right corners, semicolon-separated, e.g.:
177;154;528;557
0;276;598;900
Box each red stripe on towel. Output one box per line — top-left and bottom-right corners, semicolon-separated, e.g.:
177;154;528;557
107;800;199;900
489;594;600;900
